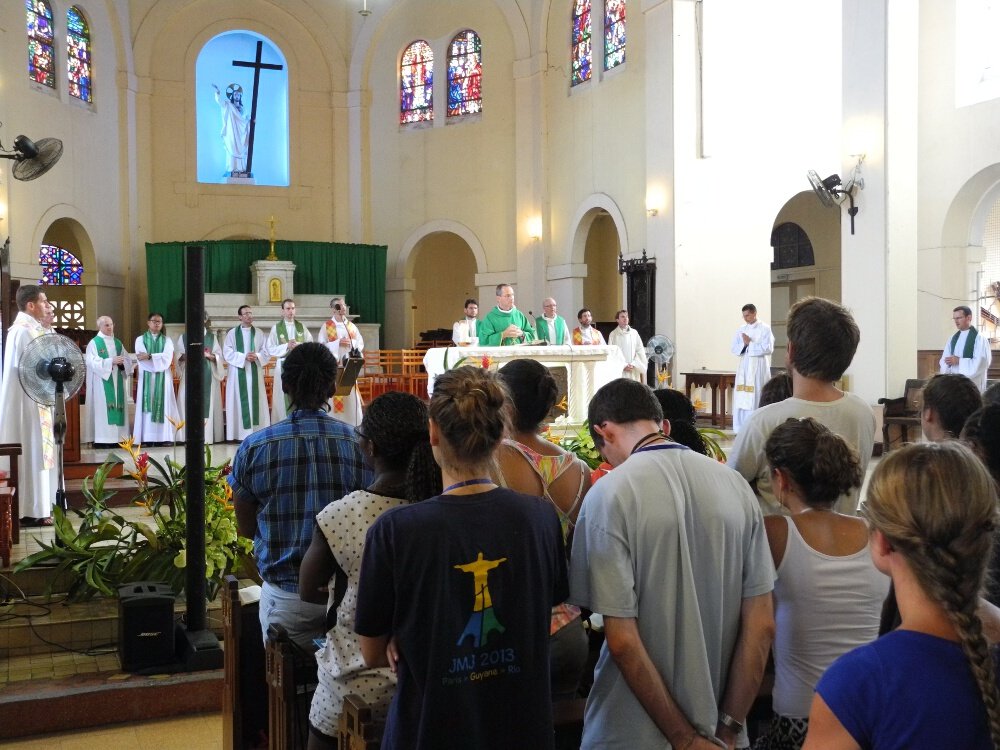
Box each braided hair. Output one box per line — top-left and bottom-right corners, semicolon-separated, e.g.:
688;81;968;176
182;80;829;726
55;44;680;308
866;441;1000;747
281;342;337;411
360;392;441;502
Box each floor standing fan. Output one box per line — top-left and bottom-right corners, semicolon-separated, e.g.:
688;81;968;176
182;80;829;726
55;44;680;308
17;333;85;513
645;334;676;389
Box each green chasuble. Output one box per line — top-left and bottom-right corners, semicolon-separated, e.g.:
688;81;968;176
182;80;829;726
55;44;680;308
235;327;260;430
479;306;537;347
93;336;126;426
949;326;979;359
141;332;167;422
535;316;568;345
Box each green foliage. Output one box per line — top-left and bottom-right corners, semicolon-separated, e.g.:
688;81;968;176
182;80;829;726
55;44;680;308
697;427;728;462
15;447;252;603
555;421;604;470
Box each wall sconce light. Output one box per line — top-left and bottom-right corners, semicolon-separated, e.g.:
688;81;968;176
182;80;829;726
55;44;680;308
646;207;658;217
526;216;543;241
359;0;372;16
645;186;665;218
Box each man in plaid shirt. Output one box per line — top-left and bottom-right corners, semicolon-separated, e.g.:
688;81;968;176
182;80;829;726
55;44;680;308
230;342;371;650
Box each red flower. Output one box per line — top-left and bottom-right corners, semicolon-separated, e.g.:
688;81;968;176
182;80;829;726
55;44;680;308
221;462;233;477
136;452;149;471
481;355;492;369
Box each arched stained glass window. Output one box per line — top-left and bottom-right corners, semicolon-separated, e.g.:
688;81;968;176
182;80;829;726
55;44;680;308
770;223;815;270
571;0;592;86
448;31;482;117
67;6;92;103
27;0;55;89
39;244;84;285
605;0;626;71
401;41;434;124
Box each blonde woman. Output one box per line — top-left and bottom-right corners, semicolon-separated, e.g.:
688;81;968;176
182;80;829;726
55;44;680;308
804;442;1000;750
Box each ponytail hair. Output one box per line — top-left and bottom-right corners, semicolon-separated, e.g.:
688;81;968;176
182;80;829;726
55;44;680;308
764;417;862;507
429;366;510;466
866;441;1000;748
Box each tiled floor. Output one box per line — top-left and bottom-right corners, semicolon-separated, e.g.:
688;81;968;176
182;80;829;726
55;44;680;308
2;711;223;749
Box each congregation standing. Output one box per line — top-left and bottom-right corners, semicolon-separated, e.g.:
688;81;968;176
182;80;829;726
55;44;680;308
8;285;1000;750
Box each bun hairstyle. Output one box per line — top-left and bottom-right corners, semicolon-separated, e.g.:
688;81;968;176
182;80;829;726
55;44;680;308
429;366;510;467
360;391;441;502
497;359;557;433
764;417;862;507
866;441;1000;747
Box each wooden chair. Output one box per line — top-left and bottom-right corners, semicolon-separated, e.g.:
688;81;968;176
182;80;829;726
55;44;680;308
265;623;317;750
222;576;268;750
401;349;429;400
0;486;14;568
338;695;382;750
878;378;926;452
0;444;22;545
364;350;405;398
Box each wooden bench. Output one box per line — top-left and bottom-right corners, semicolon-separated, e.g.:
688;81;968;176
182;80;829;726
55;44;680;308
0;443;22;545
222;576;268;750
265;623;317;750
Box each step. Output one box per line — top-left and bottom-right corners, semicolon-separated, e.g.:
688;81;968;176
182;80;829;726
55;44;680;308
0;593;226;659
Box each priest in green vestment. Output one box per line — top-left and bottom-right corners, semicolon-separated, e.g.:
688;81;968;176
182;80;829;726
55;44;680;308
223;305;271;441
478;283;537;347
84;316;133;447
265;298;313;422
535;297;569;344
133;312;181;445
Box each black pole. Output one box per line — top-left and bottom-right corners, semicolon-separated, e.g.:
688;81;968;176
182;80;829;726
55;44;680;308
184;245;207;631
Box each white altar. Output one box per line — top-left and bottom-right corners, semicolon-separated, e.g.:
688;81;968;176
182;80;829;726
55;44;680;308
422;345;626;425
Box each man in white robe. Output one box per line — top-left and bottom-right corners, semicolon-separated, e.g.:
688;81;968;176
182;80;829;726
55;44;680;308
940;305;992;392
175;319;225;444
316;296;365;426
224;305;271;441
133;312;181;445
0;285;56;524
211;83;251;175
608;310;647;382
730;303;775;432
266;299;313;423
83;316;133;448
451;298;479;345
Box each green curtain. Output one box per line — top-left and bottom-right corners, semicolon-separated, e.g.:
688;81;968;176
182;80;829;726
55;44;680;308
145;241;387;329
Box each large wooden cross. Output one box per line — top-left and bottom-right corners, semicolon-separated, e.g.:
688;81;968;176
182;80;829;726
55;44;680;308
232;41;283;175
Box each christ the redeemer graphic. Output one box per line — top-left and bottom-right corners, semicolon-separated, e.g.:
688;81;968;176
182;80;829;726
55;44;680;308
455;552;507;647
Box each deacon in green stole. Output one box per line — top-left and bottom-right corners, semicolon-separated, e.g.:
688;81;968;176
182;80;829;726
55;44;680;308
175;327;225;443
265;299;313;422
223;307;272;441
941;305;992;391
84;316;132;446
132;313;181;445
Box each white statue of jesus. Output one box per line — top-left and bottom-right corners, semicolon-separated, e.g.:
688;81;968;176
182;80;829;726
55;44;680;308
212;83;251;175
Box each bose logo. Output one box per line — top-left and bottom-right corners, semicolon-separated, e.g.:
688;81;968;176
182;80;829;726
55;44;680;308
138;632;162;637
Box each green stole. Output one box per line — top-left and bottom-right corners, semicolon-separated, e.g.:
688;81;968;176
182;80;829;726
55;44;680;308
141;331;166;422
182;330;216;419
235;327;260;429
93;336;125;426
275;321;305;412
949;326;979;359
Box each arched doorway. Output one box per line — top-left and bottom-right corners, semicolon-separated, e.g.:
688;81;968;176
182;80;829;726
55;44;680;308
39;217;95;329
409;232;478;344
581;212;622;331
770;191;842;368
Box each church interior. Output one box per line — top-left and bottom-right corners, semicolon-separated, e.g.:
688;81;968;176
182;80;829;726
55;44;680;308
4;0;1000;744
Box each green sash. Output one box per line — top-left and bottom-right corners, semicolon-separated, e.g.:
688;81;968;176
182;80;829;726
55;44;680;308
93;336;125;426
141;331;166;423
182;330;216;419
275;321;305;412
949;326;979;359
275;320;305;348
235;327;260;429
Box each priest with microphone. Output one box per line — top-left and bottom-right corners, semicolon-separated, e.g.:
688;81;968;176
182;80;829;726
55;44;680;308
478;283;537;346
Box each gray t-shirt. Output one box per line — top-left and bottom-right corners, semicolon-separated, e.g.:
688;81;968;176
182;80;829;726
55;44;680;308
727;394;875;514
569;444;775;749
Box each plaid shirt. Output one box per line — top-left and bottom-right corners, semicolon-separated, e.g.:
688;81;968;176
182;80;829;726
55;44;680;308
228;409;371;592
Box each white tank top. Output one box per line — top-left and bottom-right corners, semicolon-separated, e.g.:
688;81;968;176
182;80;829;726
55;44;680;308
772;514;890;717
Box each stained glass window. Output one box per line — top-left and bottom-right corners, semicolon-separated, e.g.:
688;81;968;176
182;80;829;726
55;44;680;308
447;31;482;118
401;41;433;124
572;0;592;86
39;244;84;285
27;0;55;89
605;0;626;71
67;6;92;103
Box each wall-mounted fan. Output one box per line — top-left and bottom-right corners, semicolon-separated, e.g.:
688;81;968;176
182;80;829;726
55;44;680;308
19;333;85;512
645;334;675;389
807;157;865;235
0;134;63;181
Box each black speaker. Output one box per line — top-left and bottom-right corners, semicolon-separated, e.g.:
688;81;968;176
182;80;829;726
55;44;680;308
118;581;176;672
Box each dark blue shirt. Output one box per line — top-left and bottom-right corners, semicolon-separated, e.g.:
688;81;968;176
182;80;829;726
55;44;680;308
817;629;992;750
228;409;370;592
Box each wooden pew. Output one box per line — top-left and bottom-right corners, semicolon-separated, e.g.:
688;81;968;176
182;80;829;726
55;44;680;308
265;623;317;750
221;576;268;750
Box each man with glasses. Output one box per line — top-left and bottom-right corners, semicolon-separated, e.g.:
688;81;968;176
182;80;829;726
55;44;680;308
230;342;370;651
536;297;569;345
940;305;992;392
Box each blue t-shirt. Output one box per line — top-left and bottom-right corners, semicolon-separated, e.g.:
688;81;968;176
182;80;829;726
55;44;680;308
817;629;992;750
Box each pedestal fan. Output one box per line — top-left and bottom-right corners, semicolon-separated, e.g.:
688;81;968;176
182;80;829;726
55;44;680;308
646;334;676;389
17;333;85;512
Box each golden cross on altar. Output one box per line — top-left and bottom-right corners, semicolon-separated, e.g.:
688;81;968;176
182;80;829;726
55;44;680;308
267;215;278;260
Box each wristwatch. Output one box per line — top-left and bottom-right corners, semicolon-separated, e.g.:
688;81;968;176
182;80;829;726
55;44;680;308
718;711;745;735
